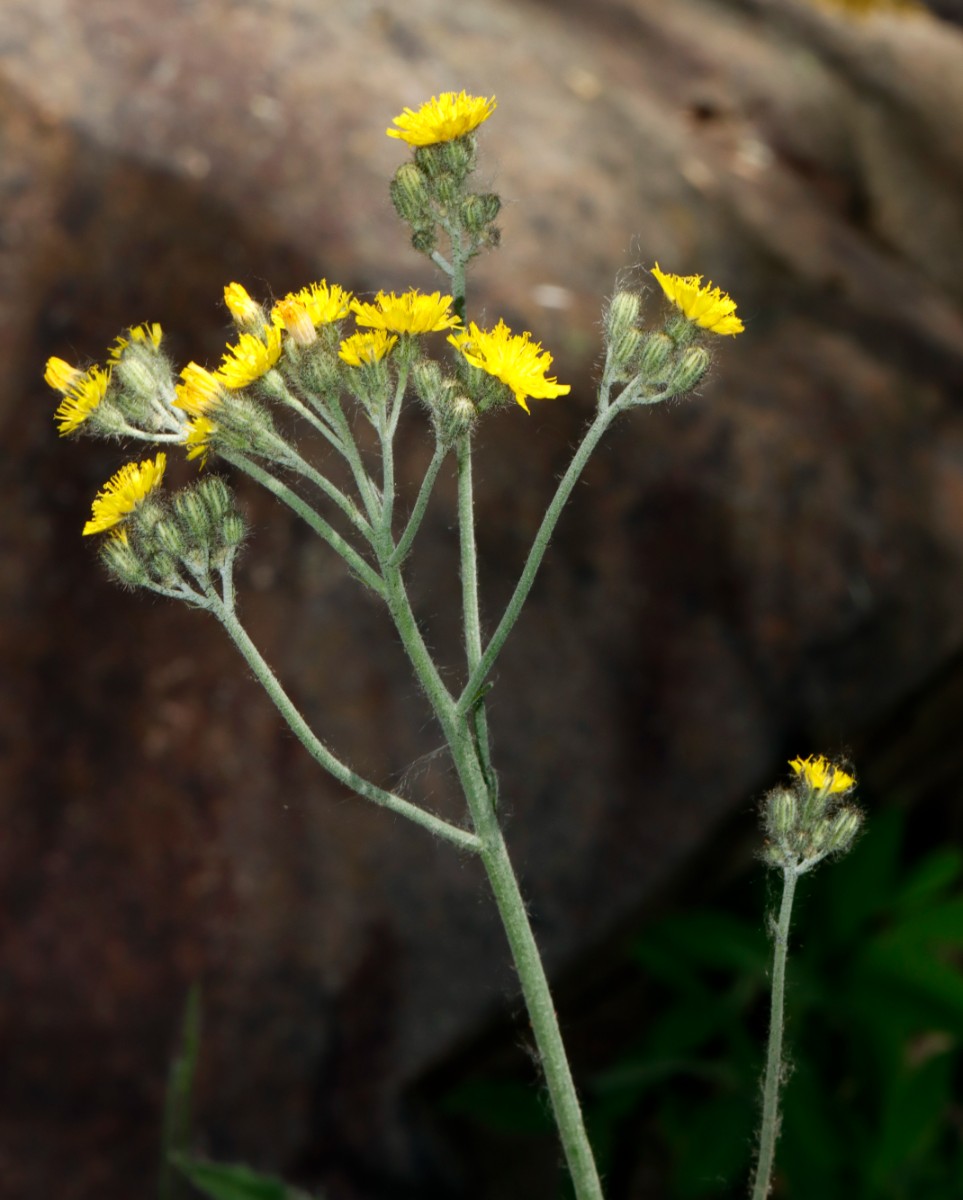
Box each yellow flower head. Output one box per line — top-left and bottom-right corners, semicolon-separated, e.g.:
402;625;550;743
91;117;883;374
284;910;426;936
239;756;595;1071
790;755;856;795
52;364;113;436
277;281;353;329
217;323;283;389
183;415;217;465
338;330;398;367
448;319;571;413
108;322;163;362
175;362;226;417
386;91;497;147
651;264;744;336
82;452;167;536
352;289;461;336
45;356;84;393
224;282;263;327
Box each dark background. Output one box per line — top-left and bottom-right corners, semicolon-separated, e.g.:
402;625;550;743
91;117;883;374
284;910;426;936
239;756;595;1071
1;1;962;1196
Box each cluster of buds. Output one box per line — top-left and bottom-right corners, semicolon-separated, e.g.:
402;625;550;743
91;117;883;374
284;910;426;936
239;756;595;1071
101;474;246;597
411;359;477;444
389;136;501;260
762;755;863;875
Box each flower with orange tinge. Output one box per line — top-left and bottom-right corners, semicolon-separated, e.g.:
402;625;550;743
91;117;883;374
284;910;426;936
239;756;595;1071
338;330;398;367
274;281;353;333
386;91;497;147
47;361;113;436
789;755;855;795
352;290;461;336
217;323;283;389
175;363;226;417
448;319;571;413
651;264;744;336
82;452;167;536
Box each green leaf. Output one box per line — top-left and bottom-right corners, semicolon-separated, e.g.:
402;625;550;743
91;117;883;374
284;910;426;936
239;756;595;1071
869;1050;956;1186
160;984;202;1200
893;848;963;913
172;1157;311;1200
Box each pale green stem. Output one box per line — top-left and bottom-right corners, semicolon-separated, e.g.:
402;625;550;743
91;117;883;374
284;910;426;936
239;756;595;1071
389;440;447;567
272;441;377;545
323;392;384;526
221;450;385;599
751;866;799;1200
456;434;496;803
205;586;480;852
458;401;621;712
267;375;347;454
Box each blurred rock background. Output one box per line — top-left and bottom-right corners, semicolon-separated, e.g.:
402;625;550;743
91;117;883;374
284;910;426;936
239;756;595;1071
1;0;962;1197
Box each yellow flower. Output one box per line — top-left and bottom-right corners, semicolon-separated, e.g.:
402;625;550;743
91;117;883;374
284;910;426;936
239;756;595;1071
352;289;461;336
108;322;163;362
183;415;217;465
217;323;283;389
51;364;113;435
448;319;571;413
44;356;84;393
386;91;497;147
224;282;263;326
275;281;353;329
790;755;856;795
651;264;744;336
175;363;226;417
338;330;398;367
82;452;167;536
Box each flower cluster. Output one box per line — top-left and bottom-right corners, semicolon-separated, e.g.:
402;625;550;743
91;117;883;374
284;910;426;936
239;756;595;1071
762;755;862;874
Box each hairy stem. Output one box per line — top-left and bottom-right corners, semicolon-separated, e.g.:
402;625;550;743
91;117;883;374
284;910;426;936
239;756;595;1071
751;866;798;1200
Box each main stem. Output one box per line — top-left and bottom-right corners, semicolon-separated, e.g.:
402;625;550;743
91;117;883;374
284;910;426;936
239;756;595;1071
751;866;798;1200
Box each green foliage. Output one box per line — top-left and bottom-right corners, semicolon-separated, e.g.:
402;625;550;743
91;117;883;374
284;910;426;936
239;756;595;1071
440;809;963;1198
171;1157;312;1200
604;808;963;1198
160;985;202;1200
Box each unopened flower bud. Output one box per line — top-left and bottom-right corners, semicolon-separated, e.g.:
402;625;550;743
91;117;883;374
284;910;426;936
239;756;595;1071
461;192;501;234
638;332;674;381
196;476;233;524
765;788;797;841
668;346;710;394
173;489;215;542
439;136;477;180
153;517;190;559
440;395;478;443
434;173;461;211
221;512;246;549
100;536;149;589
224;282;263;328
411;227;437;256
605;292;643;371
390;162;432;225
824;807;862;856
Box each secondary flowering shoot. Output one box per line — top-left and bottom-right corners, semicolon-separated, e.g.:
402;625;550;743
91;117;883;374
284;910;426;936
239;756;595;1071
352;290;461;336
762;754;862;874
386;91;497;146
449;319;571;413
651;264;744;336
83;452;167;536
47;361;112;436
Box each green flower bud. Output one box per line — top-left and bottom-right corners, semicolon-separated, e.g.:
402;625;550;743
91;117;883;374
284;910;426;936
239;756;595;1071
412;359;445;407
638;332;674;381
196;476;233;524
668;346;710;394
439;395;478;444
824;807;863;856
413;143;447;180
765;788;797;841
172;489;215;542
390;162;432;225
434;173;461;211
221;512;247;549
435;135;476;181
411;226;437;256
100;536;149;589
461;192;501;234
153;516;191;559
605;292;643;372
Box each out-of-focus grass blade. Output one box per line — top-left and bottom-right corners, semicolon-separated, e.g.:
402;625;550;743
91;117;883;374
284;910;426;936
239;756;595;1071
172;1156;312;1200
160;984;202;1200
